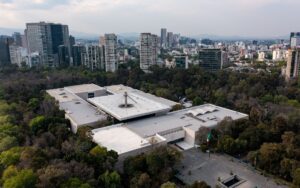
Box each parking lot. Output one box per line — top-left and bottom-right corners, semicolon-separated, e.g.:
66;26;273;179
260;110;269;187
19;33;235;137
175;148;287;188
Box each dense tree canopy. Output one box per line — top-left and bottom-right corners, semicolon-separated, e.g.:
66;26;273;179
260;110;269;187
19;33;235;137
0;64;299;187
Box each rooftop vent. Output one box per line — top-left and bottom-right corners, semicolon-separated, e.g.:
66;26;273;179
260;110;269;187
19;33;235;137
220;175;245;188
187;106;218;116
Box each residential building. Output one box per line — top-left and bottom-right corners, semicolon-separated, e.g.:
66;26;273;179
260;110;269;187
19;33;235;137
104;34;118;72
165;55;189;69
82;45;104;71
28;52;41;67
290;32;300;48
272;49;287;61
9;45;28;67
285;48;300;81
140;33;159;72
167;32;174;48
69;35;75;47
21;30;28;49
71;45;85;66
161;28;167;48
12;32;22;46
0;36;12;66
26;22;70;67
99;36;105;46
198;49;224;72
257;51;266;62
58;45;70;67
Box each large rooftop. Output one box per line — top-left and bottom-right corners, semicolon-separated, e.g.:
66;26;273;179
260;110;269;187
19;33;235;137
46;88;80;103
46;85;108;132
91;125;151;155
60;99;107;128
65;84;105;94
90;104;248;155
125;104;248;138
88;92;171;121
105;84;179;107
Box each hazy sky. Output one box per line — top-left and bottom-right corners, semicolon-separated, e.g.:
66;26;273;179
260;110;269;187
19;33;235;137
0;0;299;37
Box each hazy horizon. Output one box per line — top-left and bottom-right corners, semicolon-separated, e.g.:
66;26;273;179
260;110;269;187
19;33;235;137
0;0;299;38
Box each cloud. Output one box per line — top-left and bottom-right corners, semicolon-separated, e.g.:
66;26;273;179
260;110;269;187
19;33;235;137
0;0;299;37
0;0;70;9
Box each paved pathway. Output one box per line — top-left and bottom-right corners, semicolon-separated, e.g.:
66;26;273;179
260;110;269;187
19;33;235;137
175;148;288;188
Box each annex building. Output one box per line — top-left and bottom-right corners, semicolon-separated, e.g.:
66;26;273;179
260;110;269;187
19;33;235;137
47;84;248;158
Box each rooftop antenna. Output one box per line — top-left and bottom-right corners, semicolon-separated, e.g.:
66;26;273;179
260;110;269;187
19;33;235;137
120;92;137;108
124;92;128;108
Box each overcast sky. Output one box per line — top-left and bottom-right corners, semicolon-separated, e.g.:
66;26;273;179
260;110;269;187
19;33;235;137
0;0;299;37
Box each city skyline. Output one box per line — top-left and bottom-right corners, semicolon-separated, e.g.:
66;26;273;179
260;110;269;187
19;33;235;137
0;0;300;38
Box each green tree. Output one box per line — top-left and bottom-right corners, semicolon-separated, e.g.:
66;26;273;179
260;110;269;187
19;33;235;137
217;136;236;154
2;165;18;181
89;146;108;156
130;173;151;188
293;168;300;187
60;178;91;188
99;171;121;188
3;169;37;188
193;97;203;106
257;143;284;174
160;181;176;188
29;116;47;135
0;136;18;152
0;147;22;167
280;158;300;181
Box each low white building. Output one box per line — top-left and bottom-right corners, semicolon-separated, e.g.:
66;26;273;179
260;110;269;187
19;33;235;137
91;104;248;157
46;84;108;132
47;84;248;158
47;84;179;132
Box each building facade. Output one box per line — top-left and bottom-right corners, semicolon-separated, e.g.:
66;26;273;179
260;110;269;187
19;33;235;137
167;32;174;48
58;45;71;67
82;45;104;71
291;32;300;48
140;33;159;72
161;28;167;48
26;22;70;67
71;45;85;67
198;49;224;72
285;48;300;81
9;45;29;67
12;32;22;46
104;34;118;72
0;36;12;66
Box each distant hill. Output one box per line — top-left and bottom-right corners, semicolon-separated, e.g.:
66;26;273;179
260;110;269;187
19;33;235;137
191;34;289;41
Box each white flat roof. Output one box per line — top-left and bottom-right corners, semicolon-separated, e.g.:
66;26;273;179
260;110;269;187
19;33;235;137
90;104;248;155
105;85;179;107
46;87;107;127
88;92;171;121
46;88;80;103
91;125;151;154
105;84;135;94
60;99;107;126
125;104;248;138
65;84;105;94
